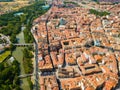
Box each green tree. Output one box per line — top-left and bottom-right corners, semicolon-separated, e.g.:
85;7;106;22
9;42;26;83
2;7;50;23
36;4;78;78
10;44;16;51
13;75;20;86
0;63;4;72
4;85;11;90
15;86;21;90
10;34;17;43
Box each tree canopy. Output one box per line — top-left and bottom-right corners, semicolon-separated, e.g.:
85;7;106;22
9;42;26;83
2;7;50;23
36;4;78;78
89;9;110;16
0;60;21;90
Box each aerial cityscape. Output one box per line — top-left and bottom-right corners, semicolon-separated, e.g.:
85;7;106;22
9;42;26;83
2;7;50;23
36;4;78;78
0;0;120;90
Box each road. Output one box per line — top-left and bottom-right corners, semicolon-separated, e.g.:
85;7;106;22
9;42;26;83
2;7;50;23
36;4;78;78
33;42;39;90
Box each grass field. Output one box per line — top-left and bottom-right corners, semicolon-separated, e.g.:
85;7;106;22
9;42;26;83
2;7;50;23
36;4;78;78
12;47;30;90
0;51;10;63
16;29;25;43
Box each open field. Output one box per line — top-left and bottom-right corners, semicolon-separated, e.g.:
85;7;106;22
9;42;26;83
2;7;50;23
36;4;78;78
0;0;35;14
16;28;25;43
0;51;10;62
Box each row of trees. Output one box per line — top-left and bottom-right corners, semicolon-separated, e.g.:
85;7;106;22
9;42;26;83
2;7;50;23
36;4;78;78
23;48;33;74
22;48;34;90
23;28;34;43
0;60;21;90
89;9;110;16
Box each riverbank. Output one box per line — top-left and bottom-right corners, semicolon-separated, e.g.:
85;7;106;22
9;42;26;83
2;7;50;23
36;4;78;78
16;26;25;43
0;0;50;89
12;27;30;90
12;47;30;90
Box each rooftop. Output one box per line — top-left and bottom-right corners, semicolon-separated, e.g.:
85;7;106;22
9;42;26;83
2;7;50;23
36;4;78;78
31;0;120;89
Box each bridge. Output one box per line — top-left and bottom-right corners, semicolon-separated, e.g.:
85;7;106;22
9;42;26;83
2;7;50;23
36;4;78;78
13;43;34;47
18;73;34;78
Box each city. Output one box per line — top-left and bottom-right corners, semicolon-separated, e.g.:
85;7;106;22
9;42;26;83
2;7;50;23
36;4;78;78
0;0;120;90
31;0;120;90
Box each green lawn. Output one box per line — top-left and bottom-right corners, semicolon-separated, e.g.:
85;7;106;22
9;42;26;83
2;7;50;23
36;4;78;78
12;47;30;90
16;30;25;44
0;51;10;63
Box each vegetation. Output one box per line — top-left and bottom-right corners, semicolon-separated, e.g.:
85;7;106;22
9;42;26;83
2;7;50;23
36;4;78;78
0;0;49;43
89;9;110;16
9;44;16;51
27;77;33;90
0;51;11;63
0;1;48;89
19;1;49;43
64;1;80;6
113;2;119;4
92;0;119;4
23;29;34;43
12;47;30;90
22;48;34;90
0;60;21;90
0;13;22;43
0;0;34;15
23;48;33;74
